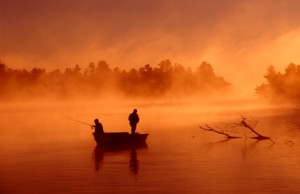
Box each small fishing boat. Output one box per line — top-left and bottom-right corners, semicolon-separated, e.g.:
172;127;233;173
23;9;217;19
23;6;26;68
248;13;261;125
93;132;149;147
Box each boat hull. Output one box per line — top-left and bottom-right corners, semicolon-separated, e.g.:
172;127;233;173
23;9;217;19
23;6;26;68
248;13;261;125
93;132;148;147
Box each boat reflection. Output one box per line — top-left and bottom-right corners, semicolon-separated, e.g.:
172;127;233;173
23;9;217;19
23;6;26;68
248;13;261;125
93;144;147;174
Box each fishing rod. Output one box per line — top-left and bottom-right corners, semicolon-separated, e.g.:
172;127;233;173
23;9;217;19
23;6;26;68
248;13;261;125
66;117;94;127
137;125;147;133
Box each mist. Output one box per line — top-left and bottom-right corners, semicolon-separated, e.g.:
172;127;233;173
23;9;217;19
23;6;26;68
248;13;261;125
1;0;300;92
1;0;300;141
3;2;300;192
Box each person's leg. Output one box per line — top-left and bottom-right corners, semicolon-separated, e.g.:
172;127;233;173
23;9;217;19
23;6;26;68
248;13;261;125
130;124;133;134
132;125;136;134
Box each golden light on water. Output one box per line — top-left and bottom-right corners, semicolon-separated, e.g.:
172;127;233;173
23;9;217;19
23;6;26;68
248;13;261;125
1;1;300;193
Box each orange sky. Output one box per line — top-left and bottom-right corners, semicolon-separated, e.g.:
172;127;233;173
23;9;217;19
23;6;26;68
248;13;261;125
1;0;300;91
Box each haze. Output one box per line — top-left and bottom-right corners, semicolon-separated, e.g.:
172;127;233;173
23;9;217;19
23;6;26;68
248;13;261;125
2;2;300;192
1;0;300;92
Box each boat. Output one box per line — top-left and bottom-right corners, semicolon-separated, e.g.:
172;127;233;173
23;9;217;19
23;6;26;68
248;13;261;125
93;132;149;147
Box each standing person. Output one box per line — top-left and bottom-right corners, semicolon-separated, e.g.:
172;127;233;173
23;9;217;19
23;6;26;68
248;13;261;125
93;118;104;135
128;109;139;134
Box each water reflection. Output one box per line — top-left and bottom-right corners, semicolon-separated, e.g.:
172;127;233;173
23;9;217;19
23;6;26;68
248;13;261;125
93;144;147;174
94;146;104;171
129;149;138;175
203;137;277;158
201;138;231;150
241;138;274;158
2;103;300;193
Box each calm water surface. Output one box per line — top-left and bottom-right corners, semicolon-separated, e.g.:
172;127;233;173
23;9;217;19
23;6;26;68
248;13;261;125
1;101;300;193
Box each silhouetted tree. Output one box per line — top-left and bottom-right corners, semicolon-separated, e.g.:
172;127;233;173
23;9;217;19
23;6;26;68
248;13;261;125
256;63;300;102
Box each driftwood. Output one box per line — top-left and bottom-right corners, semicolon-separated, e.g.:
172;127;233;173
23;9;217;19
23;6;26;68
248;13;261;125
200;117;272;141
237;117;270;140
199;124;241;139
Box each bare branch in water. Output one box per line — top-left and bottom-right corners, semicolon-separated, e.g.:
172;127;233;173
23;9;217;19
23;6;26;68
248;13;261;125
199;124;241;139
238;117;271;140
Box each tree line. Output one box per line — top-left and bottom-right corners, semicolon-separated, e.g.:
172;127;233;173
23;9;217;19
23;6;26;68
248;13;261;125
256;63;300;103
0;59;231;100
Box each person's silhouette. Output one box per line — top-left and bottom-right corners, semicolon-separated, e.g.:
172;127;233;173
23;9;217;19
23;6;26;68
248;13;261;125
93;118;104;134
128;109;139;134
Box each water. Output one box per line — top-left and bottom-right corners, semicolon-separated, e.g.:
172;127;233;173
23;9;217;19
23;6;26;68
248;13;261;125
1;101;300;193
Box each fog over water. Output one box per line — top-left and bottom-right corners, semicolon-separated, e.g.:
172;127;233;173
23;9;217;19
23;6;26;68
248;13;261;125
1;0;300;192
1;98;300;193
